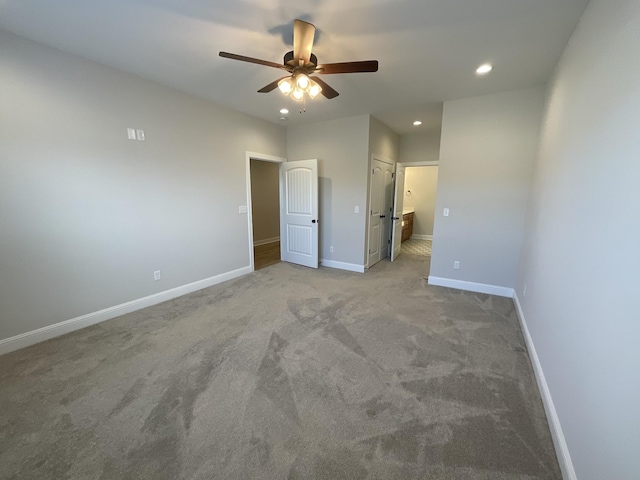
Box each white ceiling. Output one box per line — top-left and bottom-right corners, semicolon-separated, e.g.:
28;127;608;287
0;0;590;134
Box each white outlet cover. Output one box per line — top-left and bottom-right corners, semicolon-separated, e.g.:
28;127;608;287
443;208;450;217
127;128;136;140
354;206;359;213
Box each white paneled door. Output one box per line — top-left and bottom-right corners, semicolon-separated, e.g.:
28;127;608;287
280;159;319;268
368;158;394;268
368;161;383;266
390;162;405;261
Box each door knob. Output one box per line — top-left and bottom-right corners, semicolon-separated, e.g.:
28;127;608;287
380;214;386;218
391;216;400;220
312;219;317;223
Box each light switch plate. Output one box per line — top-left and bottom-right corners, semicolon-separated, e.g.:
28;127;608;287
443;208;450;217
127;128;136;140
136;129;145;141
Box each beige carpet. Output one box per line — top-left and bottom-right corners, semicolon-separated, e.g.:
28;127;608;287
0;255;560;479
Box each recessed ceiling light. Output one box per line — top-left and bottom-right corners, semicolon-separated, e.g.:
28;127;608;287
476;63;493;75
413;120;422;126
280;108;289;114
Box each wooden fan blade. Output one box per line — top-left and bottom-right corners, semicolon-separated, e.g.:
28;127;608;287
310;77;339;99
315;60;379;74
219;52;289;71
293;19;316;64
258;77;290;93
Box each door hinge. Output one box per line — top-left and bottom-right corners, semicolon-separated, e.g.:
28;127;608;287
388;240;391;244
392;173;395;178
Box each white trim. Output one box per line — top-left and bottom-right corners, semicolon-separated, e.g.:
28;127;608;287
427;276;514;298
245;152;286;272
371;153;395;165
513;294;577;480
402;160;439;167
411;234;433;241
320;259;365;273
0;266;251;356
253;236;280;247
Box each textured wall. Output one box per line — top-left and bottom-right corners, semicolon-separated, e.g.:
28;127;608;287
431;87;545;288
0;30;286;341
516;0;640;477
399;131;441;164
368;116;400;164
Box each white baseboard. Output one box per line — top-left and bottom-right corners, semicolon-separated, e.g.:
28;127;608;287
253;236;280;247
513;294;576;480
427;276;514;298
320;259;365;273
411;234;433;241
0;266;252;356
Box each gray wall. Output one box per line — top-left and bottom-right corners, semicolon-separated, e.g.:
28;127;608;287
0;30;286;341
516;0;640;477
404;166;439;237
431;87;545;288
399;131;441;164
249;159;280;243
287;115;370;267
369;116;400;164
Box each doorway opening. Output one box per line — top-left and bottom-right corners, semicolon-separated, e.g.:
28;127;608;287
399;163;439;261
246;153;285;271
246;153;319;272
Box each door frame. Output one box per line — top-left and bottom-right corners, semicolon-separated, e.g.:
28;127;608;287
245;151;286;272
366;154;395;269
399;160;440;271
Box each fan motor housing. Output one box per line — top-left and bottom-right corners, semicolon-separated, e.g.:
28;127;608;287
284;51;318;68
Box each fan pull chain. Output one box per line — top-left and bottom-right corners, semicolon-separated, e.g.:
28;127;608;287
300;97;306;114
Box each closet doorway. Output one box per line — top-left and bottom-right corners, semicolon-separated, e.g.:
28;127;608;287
247;154;284;271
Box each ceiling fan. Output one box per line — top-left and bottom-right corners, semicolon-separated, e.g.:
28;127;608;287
219;19;379;101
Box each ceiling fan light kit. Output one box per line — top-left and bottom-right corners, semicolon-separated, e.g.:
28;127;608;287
219;19;378;105
278;73;322;101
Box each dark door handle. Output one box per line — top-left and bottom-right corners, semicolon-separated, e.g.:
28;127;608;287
380;215;386;218
391;216;400;220
311;219;317;223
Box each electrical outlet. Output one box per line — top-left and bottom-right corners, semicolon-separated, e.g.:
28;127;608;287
453;261;460;270
330;246;334;253
154;270;161;281
127;128;136;140
354;206;359;213
443;208;450;217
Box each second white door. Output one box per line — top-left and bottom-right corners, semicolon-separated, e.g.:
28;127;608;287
368;158;394;268
390;162;405;261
